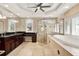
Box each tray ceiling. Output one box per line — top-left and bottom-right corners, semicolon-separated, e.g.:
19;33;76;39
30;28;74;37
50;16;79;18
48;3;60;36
0;3;78;18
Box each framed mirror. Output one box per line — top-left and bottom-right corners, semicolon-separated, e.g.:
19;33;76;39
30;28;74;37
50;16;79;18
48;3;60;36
8;19;17;32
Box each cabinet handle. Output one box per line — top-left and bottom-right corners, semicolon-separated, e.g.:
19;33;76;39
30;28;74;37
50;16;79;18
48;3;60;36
57;50;60;55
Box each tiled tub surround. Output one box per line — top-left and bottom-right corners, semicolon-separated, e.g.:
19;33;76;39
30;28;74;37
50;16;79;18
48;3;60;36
47;35;79;56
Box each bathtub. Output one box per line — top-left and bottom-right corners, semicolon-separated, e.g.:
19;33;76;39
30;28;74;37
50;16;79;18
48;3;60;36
53;35;79;48
48;34;79;56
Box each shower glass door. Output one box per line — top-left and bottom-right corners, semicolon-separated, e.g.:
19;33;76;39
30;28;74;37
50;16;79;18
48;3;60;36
37;19;55;43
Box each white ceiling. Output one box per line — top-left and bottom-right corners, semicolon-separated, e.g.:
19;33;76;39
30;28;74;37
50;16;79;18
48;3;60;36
0;3;78;18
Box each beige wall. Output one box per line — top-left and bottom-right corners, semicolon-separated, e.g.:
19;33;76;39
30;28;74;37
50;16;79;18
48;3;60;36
62;4;79;35
1;17;38;33
16;19;26;31
0;19;8;32
33;19;38;32
2;18;39;32
64;4;79;17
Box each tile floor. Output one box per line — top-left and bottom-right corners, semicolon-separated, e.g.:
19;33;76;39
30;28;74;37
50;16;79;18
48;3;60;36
7;42;58;56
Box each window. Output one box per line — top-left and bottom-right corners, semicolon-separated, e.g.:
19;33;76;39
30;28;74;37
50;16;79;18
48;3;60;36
59;19;64;34
72;14;79;35
41;19;56;34
54;20;60;33
64;18;71;34
38;19;55;34
56;23;60;33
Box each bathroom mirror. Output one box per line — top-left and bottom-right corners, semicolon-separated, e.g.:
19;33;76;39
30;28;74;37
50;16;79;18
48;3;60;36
26;19;33;32
72;14;79;35
59;19;64;34
64;18;71;35
8;19;17;32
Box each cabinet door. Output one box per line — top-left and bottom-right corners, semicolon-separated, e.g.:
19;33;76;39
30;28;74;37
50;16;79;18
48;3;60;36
10;39;15;50
18;36;22;44
5;38;15;54
15;40;19;47
0;40;2;49
5;40;11;54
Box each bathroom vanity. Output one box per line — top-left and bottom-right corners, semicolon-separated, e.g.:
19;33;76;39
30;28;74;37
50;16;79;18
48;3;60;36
0;32;37;55
0;33;24;55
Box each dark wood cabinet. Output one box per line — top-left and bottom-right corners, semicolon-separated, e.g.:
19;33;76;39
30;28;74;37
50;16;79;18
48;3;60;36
32;36;36;42
5;39;12;54
24;32;37;42
15;35;24;47
0;40;1;49
3;37;17;54
0;32;37;56
0;34;24;55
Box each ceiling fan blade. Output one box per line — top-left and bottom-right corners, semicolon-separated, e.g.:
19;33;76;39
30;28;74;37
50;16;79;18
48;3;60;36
40;8;44;12
41;6;51;8
37;3;43;7
28;6;37;8
35;8;38;12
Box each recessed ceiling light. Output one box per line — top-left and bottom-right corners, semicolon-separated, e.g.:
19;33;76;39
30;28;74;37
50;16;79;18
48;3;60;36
11;14;13;15
17;13;20;15
4;4;9;8
64;6;70;9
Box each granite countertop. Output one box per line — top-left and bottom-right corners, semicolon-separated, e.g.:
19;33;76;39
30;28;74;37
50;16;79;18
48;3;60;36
0;32;37;38
0;33;23;38
25;31;37;33
0;31;37;38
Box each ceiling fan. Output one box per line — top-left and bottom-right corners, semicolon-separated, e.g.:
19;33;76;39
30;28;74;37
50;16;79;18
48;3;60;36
28;3;51;12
